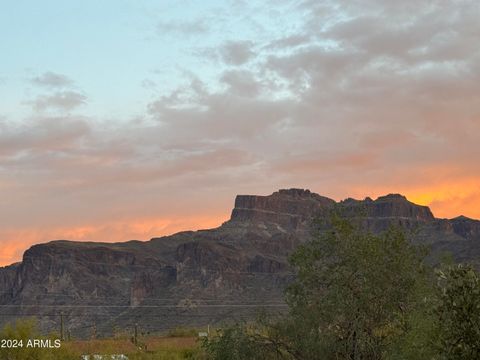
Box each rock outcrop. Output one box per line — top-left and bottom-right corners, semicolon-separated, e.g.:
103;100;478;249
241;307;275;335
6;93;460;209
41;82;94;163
230;189;335;230
0;189;478;337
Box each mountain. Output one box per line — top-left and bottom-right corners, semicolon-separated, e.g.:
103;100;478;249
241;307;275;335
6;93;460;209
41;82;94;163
0;188;479;337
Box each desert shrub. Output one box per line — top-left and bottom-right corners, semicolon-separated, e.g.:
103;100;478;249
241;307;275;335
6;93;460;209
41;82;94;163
202;323;281;360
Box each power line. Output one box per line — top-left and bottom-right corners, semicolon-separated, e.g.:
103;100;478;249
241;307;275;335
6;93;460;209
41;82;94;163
2;292;287;302
0;310;287;317
0;304;287;309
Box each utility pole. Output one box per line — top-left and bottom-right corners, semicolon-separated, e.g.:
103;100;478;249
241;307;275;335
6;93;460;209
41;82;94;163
60;312;64;341
92;322;97;340
134;323;138;346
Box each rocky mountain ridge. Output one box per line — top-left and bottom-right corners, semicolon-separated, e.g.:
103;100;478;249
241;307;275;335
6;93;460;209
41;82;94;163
0;189;479;337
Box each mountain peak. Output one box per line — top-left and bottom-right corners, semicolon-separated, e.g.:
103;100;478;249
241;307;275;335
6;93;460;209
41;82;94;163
340;193;435;223
276;188;312;197
228;189;436;230
453;215;473;221
229;189;335;230
376;193;408;201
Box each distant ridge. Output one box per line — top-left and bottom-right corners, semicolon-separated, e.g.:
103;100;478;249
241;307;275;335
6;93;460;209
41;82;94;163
1;188;479;337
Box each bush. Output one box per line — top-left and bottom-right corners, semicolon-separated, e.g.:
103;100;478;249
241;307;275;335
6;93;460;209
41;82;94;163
202;324;279;360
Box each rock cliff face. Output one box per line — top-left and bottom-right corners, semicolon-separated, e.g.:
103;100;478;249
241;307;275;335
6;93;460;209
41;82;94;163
230;189;335;230
0;189;478;337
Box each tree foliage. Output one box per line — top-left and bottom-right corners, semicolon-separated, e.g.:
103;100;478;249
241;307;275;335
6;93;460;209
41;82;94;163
282;216;434;359
203;216;480;359
435;264;480;359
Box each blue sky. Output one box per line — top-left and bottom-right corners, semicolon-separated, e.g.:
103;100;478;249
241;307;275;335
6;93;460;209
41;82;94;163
0;0;306;120
1;0;480;264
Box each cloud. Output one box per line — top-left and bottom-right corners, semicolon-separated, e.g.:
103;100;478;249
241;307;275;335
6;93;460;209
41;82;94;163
265;34;312;50
220;70;261;97
0;116;90;157
220;40;254;66
198;41;255;66
148;91;291;140
141;78;157;90
157;19;209;36
29;91;87;111
31;71;74;88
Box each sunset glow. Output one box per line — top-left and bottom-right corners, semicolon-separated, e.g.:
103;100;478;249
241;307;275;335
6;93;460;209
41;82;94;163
0;214;228;266
1;1;479;266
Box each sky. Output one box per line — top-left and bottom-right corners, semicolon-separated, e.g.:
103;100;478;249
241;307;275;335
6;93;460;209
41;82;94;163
0;0;479;265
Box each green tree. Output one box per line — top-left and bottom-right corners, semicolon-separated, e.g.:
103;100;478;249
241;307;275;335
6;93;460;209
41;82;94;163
435;264;480;359
283;217;435;359
203;216;437;359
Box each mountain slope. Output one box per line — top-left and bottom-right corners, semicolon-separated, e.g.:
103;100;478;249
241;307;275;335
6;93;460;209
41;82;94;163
0;188;478;337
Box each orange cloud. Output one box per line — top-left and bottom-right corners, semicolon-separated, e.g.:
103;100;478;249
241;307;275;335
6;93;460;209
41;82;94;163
407;181;480;219
348;178;480;220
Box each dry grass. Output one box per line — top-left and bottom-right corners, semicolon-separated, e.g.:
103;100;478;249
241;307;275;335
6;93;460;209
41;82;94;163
145;336;197;350
63;335;203;359
66;338;137;354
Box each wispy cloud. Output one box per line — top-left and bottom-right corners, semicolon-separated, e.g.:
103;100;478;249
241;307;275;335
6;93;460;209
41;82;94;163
157;19;209;36
220;40;254;65
28;91;87;111
31;71;74;88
